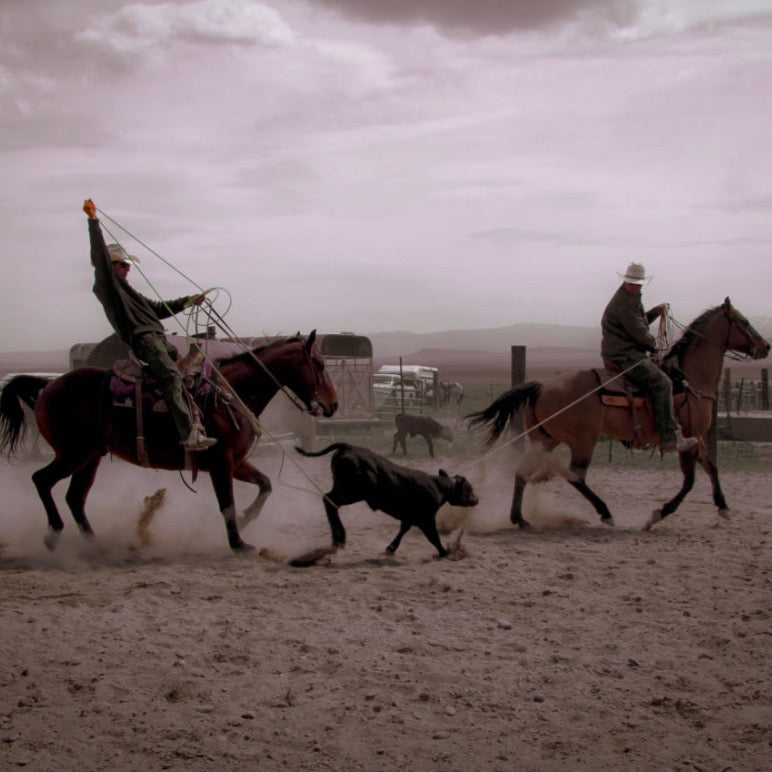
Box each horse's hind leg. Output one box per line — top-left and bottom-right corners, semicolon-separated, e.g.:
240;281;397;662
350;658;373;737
32;455;88;550
64;454;102;539
510;446;560;529
510;472;530;529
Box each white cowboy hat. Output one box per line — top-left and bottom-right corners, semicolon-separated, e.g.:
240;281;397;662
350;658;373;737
107;243;139;264
617;262;651;285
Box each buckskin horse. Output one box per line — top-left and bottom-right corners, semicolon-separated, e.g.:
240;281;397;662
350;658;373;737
0;332;338;552
467;299;769;531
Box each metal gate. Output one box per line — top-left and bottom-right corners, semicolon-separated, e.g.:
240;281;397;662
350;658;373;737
318;334;375;419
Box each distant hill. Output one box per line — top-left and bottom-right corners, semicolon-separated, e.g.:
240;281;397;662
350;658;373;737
368;315;772;365
373;346;601;372
2;315;770;378
0;350;69;377
366;323;600;359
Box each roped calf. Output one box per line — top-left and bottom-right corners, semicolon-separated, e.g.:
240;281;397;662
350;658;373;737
295;442;478;558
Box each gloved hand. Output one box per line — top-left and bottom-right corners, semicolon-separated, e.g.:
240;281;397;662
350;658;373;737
184;287;215;308
184;293;207;308
83;199;97;219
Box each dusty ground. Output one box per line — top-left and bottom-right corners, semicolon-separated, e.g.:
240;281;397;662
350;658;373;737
0;439;770;771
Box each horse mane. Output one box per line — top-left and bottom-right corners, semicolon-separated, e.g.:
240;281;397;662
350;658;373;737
664;305;721;366
215;335;303;366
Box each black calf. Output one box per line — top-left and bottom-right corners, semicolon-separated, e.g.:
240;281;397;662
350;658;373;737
296;442;478;557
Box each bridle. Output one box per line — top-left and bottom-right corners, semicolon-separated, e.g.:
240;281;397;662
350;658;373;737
720;306;766;362
671;305;764;363
301;343;328;409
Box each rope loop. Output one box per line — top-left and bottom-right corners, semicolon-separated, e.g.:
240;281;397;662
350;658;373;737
94;206;330;501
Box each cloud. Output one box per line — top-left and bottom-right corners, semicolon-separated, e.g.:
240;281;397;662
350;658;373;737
77;0;294;52
311;0;639;34
1;0;771;352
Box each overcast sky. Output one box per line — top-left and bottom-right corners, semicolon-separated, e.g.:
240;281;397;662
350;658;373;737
2;0;771;352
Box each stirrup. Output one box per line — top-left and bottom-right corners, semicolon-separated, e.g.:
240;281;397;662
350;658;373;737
182;430;217;452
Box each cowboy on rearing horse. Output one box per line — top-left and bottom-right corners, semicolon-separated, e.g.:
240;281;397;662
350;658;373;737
83;199;216;452
601;262;698;455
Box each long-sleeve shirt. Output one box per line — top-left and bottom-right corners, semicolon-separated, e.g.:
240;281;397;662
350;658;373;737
600;284;662;362
89;218;190;346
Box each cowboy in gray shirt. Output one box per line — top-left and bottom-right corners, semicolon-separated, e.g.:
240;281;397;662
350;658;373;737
83;199;216;452
601;262;697;454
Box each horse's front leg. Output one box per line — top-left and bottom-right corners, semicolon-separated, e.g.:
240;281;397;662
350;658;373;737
208;459;252;552
232;459;272;531
644;444;699;531
698;451;730;520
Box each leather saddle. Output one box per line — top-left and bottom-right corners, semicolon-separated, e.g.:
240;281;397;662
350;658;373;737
108;346;213;412
595;362;685;410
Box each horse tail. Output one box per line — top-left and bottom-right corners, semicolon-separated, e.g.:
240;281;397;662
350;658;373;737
466;382;542;447
0;375;49;457
294;442;350;458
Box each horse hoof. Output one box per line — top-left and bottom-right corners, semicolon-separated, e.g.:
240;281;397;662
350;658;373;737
717;509;731;521
43;529;61;551
643;510;662;532
233;541;256;554
601;517;615;528
518;519;532;532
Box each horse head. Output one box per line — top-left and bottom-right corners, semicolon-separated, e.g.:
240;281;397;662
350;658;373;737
293;330;339;418
722;298;770;360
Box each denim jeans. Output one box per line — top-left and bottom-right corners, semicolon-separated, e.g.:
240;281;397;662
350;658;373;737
132;332;192;441
610;356;677;443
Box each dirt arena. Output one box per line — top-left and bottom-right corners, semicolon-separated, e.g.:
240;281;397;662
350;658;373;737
0;438;770;770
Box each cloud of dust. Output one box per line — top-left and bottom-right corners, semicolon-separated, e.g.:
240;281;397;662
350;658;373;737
437;443;587;535
0;443;338;568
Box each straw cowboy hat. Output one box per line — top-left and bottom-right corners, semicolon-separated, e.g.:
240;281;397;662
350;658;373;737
107;243;139;264
617;262;651;285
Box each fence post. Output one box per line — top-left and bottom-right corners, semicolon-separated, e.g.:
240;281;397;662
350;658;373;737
736;377;745;415
398;356;405;414
762;369;769;411
511;346;526;440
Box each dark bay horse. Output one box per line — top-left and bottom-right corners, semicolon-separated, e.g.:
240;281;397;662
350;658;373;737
467;299;769;530
0;332;338;552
